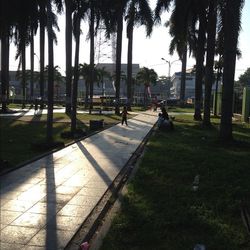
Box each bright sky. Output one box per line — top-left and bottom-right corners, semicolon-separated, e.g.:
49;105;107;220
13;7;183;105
7;0;250;80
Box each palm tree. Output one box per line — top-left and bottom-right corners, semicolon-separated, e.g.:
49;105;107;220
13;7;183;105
136;67;158;107
13;0;39;108
155;0;190;107
44;65;64;97
103;0;129;115
125;0;153;111
79;63;100;110
44;0;62;143
79;63;91;108
30;28;35;102
38;0;61;109
71;0;88;134
65;0;75;114
193;1;207;121
88;1;95;110
112;1;126;115
46;0;54;143
219;0;244;141
203;0;217;126
38;0;46;109
213;57;223;116
96;66;111;97
0;0;17;113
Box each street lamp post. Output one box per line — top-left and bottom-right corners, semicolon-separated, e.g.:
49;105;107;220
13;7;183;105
161;58;180;80
161;58;180;98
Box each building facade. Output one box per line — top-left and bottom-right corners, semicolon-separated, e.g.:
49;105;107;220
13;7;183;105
170;71;216;100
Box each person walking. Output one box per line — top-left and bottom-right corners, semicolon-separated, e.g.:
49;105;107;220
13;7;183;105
121;106;128;126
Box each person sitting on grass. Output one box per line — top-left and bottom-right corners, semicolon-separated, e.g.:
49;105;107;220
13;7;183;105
157;113;164;128
158;107;174;131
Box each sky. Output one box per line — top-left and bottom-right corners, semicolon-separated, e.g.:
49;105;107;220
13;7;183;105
7;0;250;80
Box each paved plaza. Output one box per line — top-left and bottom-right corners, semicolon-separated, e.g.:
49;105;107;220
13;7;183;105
0;111;157;250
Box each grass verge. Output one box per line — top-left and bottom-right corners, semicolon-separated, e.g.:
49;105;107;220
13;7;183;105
100;115;250;250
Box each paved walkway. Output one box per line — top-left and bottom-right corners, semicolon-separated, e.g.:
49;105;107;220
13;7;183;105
0;111;157;250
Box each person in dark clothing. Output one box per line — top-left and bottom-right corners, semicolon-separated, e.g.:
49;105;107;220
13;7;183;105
161;106;169;120
121;106;128;126
160;107;174;130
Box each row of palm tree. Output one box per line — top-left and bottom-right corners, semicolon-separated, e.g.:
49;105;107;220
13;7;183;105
0;0;245;142
155;0;245;141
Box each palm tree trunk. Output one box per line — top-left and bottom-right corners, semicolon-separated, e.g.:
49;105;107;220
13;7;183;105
214;66;221;116
71;15;81;134
65;0;73;114
220;0;243;141
6;35;10;104
39;1;45;109
89;5;95;111
203;0;217;126
46;0;54;144
194;13;206;121
85;82;89;109
21;40;26;109
180;44;187;107
0;34;8;113
115;4;123;115
127;23;133;111
30;29;34;102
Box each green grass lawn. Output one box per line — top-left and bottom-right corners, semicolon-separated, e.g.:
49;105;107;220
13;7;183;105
101;116;250;250
168;105;195;113
1;112;133;168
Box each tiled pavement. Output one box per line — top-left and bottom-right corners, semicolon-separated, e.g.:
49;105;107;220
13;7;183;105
0;111;157;250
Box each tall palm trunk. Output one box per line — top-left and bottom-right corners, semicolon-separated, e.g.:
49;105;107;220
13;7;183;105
85;81;89;109
0;34;9;113
65;0;73;114
194;12;206;121
71;15;81;134
214;63;222;116
21;39;26;109
30;29;34;102
127;21;133;111
6;35;10;103
46;0;54;144
115;4;123;115
220;0;243;141
89;5;95;110
39;1;45;109
203;0;217;126
180;44;187;107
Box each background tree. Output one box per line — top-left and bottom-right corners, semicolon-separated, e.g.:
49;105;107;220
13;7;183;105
238;68;250;87
126;0;153;111
14;0;39;108
136;67;158;107
96;67;111;97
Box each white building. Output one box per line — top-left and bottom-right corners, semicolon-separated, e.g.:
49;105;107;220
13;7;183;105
170;71;216;100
